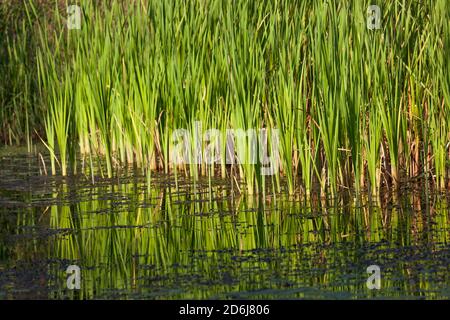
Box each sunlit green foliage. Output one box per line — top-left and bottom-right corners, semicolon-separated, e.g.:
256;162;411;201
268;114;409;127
0;0;449;195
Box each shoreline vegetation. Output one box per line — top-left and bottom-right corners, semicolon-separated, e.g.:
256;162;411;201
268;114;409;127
0;0;449;195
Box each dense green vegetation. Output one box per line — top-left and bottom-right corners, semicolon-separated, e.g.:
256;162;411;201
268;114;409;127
0;0;449;195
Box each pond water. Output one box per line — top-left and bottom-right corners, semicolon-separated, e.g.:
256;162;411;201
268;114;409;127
0;149;449;299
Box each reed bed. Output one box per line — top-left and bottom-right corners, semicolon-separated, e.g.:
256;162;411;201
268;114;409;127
1;0;449;195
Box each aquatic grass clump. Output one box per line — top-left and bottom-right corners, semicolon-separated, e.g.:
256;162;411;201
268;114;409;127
1;0;449;195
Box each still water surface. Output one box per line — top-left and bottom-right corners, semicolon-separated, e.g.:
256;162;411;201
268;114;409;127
0;150;449;299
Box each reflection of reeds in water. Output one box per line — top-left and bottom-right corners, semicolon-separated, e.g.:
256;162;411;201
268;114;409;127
1;0;449;195
12;182;441;299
